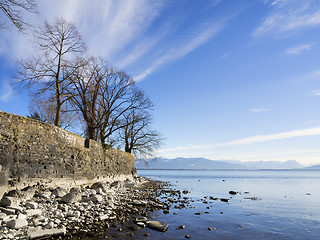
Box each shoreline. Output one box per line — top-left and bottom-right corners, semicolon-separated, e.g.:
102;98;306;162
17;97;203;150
0;176;186;239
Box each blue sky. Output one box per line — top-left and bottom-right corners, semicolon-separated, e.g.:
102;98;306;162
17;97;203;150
1;0;320;165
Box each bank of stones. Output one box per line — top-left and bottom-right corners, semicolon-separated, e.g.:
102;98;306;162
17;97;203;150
0;176;181;240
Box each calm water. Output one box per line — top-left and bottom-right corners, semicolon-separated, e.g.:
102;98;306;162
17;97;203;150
136;169;320;240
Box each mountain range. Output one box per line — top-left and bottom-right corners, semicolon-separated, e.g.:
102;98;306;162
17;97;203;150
135;157;319;170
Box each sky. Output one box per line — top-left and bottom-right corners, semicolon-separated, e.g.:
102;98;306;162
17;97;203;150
1;0;320;165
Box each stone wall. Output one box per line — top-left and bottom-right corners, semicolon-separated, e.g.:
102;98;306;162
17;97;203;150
0;111;136;196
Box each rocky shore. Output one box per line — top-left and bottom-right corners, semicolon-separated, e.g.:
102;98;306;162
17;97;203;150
0;176;189;239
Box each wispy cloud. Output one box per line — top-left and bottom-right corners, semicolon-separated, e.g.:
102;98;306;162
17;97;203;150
0;81;13;102
253;0;320;38
160;127;320;153
134;20;227;81
0;0;232;82
215;127;320;147
285;44;313;55
311;90;320;96
250;108;271;112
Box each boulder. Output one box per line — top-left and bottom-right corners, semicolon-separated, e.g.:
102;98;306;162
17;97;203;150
26;209;43;217
146;221;168;232
52;187;67;198
88;194;103;203
124;182;135;188
26;201;38;209
61;192;81;203
27;227;66;239
134;217;147;223
39;191;52;199
0;207;15;215
7;219;28;229
91;182;109;192
20;186;36;200
70;187;81;193
7;205;23;212
110;181;121;188
229;191;237;195
0;196;20;207
132;200;147;206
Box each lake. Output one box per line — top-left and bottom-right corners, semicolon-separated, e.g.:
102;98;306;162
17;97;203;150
136;169;320;240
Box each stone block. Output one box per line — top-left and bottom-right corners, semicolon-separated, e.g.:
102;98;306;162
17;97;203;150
27;227;67;239
26;209;42;217
0;196;20;207
7;219;28;229
0;206;16;215
61;192;81;203
26;201;38;209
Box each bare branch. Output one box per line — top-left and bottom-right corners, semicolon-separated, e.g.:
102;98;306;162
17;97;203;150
0;0;37;31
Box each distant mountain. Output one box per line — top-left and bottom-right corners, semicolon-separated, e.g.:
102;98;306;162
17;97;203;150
228;160;304;169
136;158;305;170
136;157;246;170
306;164;320;169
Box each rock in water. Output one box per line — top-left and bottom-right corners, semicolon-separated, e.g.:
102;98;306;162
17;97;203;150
229;191;237;195
146;221;168;232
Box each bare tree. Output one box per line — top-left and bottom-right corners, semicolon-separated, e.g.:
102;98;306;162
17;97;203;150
28;95;77;130
0;0;37;31
16;18;86;127
68;57;153;145
98;70;152;145
67;57;108;140
119;109;162;158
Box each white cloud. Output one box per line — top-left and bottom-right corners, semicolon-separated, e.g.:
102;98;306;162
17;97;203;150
311;90;320;96
160;126;320;153
285;44;312;55
0;81;13;102
0;0;232;82
215;127;320;147
253;0;320;38
250;108;271;112
134;20;227;81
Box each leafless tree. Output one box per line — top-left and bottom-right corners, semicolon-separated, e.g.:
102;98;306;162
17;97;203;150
67;57;108;140
28;95;78;130
16;18;86;127
0;0;37;31
68;57;153;145
98;70;152;145
119;109;163;158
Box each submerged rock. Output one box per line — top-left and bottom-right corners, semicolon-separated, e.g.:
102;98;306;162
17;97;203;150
146;221;169;232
